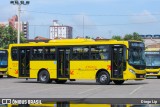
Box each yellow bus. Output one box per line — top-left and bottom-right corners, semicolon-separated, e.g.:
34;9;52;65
145;48;160;78
0;49;8;78
7;39;146;85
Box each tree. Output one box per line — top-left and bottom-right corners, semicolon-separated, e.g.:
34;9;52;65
132;32;143;41
123;34;133;40
111;35;122;41
111;32;143;42
0;25;27;49
124;32;143;41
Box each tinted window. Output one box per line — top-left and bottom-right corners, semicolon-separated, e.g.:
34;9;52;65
32;47;43;60
44;47;56;60
11;48;18;60
72;46;89;60
91;45;110;60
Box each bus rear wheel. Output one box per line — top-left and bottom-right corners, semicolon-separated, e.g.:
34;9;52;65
55;80;67;84
96;71;110;85
113;80;124;85
0;75;3;78
38;70;51;83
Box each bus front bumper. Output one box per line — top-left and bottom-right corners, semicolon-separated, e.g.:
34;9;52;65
0;71;6;76
146;69;160;76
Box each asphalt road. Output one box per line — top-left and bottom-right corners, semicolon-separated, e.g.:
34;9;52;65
0;77;159;98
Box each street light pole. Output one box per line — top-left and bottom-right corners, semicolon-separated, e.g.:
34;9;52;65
18;4;21;44
10;0;30;44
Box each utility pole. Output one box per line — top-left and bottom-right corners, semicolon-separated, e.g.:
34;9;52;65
10;0;30;44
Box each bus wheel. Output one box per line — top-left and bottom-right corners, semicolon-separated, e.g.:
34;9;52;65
55;80;67;84
113;80;124;85
97;71;110;85
0;75;3;78
39;70;51;83
157;76;160;79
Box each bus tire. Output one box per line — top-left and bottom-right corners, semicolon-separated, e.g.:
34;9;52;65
55;80;67;84
113;80;124;85
0;75;3;78
157;76;160;79
96;71;110;85
38;70;51;83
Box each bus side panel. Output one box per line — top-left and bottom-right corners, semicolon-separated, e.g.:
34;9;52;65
8;61;19;78
70;61;111;79
30;61;57;79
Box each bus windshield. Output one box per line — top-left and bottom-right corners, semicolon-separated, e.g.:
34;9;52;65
0;51;8;68
145;52;160;67
129;48;146;65
128;42;146;68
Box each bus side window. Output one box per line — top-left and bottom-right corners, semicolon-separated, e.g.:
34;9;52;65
32;48;43;60
44;47;55;60
91;53;101;60
91;45;109;60
11;48;18;60
72;53;80;60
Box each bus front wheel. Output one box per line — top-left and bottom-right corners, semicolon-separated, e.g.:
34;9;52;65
55;80;67;84
113;80;124;85
38;70;51;83
0;75;3;78
97;71;110;85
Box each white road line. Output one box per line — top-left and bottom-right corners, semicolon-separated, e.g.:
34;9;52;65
129;86;143;95
29;86;63;93
78;87;101;94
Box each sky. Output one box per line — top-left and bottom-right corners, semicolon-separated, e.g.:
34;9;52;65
0;0;160;39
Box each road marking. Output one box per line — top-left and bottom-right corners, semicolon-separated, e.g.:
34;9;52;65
78;87;101;94
129;86;143;95
29;85;63;93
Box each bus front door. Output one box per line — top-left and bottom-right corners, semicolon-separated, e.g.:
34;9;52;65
111;45;126;79
19;48;30;77
57;48;70;78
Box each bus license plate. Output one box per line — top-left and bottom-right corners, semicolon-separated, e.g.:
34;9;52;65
140;75;143;78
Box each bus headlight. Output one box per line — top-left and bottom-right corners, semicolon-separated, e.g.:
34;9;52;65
129;69;136;75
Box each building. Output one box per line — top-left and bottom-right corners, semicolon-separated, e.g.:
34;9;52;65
9;15;29;39
0;15;29;39
50;20;72;39
139;34;160;48
27;36;50;43
147;43;160;48
0;22;9;27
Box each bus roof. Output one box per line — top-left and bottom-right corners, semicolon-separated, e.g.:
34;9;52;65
49;38;95;43
9;39;142;48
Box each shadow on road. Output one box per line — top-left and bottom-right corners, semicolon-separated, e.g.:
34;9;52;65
13;80;149;86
